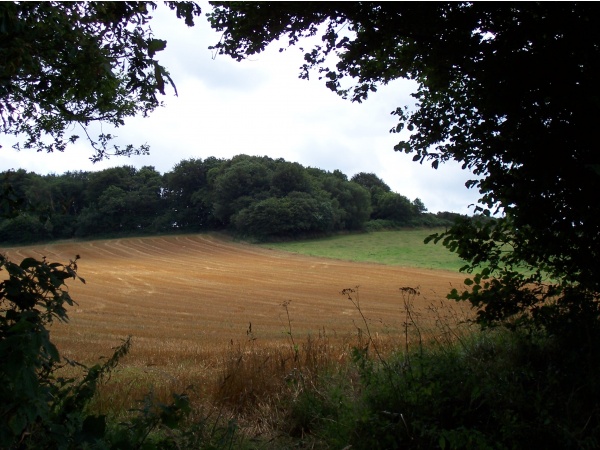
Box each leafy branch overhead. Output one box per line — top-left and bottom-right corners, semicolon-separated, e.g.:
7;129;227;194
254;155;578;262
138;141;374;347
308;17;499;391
0;1;201;161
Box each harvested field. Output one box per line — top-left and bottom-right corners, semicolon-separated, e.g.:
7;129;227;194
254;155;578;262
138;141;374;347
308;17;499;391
3;233;470;410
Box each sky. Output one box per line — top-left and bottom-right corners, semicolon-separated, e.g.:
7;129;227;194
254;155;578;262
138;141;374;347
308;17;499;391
0;3;482;214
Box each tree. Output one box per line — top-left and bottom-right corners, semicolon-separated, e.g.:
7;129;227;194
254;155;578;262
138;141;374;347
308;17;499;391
85;166;136;204
412;198;427;214
375;192;415;225
350;172;424;222
233;192;335;239
97;185;128;230
46;172;90;239
0;2;203;446
351;172;391;196
164;157;223;230
0;212;50;244
128;165;165;230
318;172;371;230
1;1;202;160
208;3;600;335
210;156;273;225
271;161;312;196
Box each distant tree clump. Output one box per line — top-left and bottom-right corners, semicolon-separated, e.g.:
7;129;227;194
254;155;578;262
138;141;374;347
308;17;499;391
0;155;441;243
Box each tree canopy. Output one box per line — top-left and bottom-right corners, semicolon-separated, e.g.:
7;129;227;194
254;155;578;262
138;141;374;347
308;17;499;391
0;156;448;243
208;2;600;333
0;1;201;160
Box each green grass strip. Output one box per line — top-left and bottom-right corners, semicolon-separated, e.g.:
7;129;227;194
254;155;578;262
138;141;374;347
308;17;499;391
260;229;466;272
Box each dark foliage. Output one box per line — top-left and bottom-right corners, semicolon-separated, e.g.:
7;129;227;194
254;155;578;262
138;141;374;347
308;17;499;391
0;1;202;159
0;155;438;243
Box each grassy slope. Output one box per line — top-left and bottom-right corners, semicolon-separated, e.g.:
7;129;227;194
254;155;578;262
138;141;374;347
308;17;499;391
260;228;466;272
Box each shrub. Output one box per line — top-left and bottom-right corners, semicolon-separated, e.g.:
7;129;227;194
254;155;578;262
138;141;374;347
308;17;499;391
273;287;600;449
0;213;50;244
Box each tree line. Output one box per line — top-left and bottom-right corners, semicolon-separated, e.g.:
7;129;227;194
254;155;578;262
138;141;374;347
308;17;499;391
0;154;461;244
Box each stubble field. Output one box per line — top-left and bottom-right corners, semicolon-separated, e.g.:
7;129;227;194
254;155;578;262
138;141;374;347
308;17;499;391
4;233;470;414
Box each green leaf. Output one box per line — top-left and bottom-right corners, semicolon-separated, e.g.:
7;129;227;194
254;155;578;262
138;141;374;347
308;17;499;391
81;415;107;440
19;257;39;269
8;411;28;436
148;38;167;58
424;234;436;244
154;63;165;95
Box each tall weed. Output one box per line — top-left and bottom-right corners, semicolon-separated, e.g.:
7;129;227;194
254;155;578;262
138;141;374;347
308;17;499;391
280;286;600;449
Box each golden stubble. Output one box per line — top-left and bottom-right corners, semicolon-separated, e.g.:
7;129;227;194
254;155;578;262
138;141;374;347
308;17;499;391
3;233;470;414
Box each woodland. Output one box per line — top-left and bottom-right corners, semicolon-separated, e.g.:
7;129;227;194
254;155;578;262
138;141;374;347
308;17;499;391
0;157;457;245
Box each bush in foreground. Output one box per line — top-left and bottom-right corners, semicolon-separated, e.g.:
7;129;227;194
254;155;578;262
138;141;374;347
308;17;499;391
282;326;600;449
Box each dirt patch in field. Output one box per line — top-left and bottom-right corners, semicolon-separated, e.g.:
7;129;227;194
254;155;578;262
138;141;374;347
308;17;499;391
4;234;470;366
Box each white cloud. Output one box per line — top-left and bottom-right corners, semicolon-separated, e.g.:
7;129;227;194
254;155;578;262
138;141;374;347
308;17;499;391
0;2;482;214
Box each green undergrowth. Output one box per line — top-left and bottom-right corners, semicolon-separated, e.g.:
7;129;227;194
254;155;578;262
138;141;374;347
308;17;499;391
260;229;466;272
277;327;600;449
217;287;600;449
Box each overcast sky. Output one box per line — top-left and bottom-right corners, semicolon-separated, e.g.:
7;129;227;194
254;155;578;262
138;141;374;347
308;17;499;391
0;3;482;214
